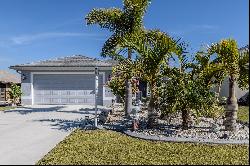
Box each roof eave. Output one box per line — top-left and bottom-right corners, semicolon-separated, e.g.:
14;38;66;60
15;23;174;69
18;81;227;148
9;66;113;71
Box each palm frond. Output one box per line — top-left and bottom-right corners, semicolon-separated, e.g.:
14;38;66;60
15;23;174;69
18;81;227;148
123;0;151;31
85;8;123;32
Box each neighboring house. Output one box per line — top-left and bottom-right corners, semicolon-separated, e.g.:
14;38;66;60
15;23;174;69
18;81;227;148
0;70;21;104
216;77;248;100
9;55;116;106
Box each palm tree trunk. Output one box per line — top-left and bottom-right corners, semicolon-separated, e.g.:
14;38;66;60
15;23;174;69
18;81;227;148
216;81;222;102
218;81;222;96
125;80;132;116
125;48;133;117
224;75;238;131
147;80;158;128
182;108;190;130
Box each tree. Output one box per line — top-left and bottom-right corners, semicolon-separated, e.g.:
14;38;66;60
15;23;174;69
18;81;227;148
9;84;22;105
85;0;151;116
210;45;249;103
117;30;184;128
207;39;244;131
160;52;220;129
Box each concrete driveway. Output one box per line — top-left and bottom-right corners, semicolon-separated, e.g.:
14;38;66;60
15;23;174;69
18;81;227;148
0;105;106;165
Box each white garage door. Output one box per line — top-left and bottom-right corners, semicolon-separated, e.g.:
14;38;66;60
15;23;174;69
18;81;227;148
33;74;96;105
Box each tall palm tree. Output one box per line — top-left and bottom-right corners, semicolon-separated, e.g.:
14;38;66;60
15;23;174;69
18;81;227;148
208;39;245;131
85;0;151;116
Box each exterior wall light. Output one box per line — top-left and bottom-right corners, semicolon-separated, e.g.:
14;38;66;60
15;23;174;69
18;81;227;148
21;74;26;80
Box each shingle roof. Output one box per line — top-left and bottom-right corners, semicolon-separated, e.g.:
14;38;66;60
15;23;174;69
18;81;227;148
0;70;21;83
11;55;116;67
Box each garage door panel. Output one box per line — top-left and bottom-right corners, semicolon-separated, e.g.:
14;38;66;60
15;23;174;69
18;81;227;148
51;98;61;104
34;84;95;89
34;97;50;104
35;90;94;96
34;98;95;105
33;74;100;105
33;74;95;89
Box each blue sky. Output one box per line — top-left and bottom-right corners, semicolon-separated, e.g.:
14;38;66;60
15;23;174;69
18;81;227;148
0;0;249;71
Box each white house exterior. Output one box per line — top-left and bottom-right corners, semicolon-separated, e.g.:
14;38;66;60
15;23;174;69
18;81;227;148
9;55;116;106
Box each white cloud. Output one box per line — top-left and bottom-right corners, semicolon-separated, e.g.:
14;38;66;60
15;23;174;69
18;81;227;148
10;32;105;45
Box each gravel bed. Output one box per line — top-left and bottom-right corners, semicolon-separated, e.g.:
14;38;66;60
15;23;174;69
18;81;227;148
133;116;249;141
102;106;249;144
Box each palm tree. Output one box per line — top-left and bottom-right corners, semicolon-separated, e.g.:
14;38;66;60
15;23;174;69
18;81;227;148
120;30;184;128
208;39;247;131
212;45;249;101
85;0;151;116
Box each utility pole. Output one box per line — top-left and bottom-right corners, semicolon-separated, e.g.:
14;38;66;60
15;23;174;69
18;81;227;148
94;67;99;128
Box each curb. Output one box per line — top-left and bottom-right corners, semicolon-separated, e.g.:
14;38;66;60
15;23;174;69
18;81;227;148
123;130;249;145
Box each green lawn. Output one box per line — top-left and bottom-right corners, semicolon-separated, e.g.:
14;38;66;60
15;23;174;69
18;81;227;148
238;106;249;123
37;129;249;165
0;106;15;111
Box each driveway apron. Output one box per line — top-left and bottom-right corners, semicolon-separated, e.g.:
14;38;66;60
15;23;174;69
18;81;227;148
0;105;103;165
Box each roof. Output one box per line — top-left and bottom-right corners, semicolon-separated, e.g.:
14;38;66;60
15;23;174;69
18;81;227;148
10;55;115;68
103;59;119;66
9;55;120;71
239;45;249;53
0;70;21;84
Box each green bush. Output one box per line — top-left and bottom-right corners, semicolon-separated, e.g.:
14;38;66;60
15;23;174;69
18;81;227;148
107;60;139;103
9;84;22;105
159;70;220;122
200;104;225;119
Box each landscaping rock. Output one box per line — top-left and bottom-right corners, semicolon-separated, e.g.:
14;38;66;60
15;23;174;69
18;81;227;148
98;110;110;124
220;133;229;139
101;103;249;144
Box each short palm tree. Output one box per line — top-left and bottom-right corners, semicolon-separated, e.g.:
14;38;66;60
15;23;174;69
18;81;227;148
85;0;151;116
208;39;249;131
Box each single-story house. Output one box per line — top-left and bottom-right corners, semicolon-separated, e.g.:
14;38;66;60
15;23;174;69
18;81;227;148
9;45;248;106
9;55;117;106
0;70;21;104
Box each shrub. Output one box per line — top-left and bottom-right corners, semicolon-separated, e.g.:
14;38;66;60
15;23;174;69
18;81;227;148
107;60;139;103
9;84;22;105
